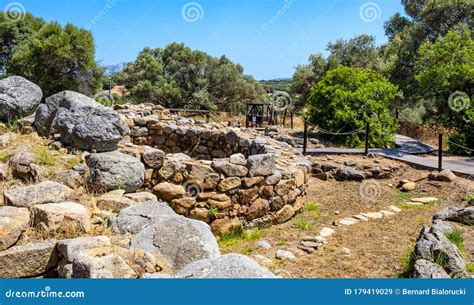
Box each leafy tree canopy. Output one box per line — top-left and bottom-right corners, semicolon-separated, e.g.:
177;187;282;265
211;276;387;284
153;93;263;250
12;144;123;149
117;43;266;112
308;66;398;148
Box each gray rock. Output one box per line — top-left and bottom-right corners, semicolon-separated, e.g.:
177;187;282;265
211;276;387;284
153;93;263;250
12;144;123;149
229;153;246;165
413;259;450;278
211;159;248;177
123;192;158;204
247;154;276;177
0;240;58;278
131;216;220;272
335;167;365;181
0;206;30;250
87;151;145;193
72;253;135;278
433;207;473;226
275;249;296;261
256;240;272;249
174;254;276;278
0;76;43;122
4;180;77;207
113;201;177;234
414;226;467;277
142;146;165;169
9;144;38;181
34;91;129;152
32;202;90;232
265;171;282;185
57;236;111;262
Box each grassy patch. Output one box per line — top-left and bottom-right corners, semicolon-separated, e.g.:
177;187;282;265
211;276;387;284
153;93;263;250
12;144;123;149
65;155;81;169
35;147;56;166
466;262;474;274
218;228;263;248
208;205;218;219
293;214;315;230
398;251;416;278
0;150;9;162
6;119;20;133
305;202;328;219
395;192;413;204
444;230;465;253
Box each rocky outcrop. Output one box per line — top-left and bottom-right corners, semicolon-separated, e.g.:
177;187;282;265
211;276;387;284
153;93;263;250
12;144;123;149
173;254;276;278
0;76;43;122
86;151;145;193
34;91;129;151
130;216;220;272
433;207;473;226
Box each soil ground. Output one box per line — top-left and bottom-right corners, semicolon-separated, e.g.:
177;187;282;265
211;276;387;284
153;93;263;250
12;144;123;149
219;154;474;278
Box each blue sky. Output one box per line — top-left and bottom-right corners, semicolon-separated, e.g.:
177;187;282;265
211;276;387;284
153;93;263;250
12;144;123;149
4;0;405;79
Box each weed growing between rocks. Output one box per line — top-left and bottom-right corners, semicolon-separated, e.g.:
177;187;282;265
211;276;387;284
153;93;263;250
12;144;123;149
444;230;465;253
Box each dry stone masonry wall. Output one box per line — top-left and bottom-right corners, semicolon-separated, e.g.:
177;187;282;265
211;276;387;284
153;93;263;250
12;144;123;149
116;103;310;234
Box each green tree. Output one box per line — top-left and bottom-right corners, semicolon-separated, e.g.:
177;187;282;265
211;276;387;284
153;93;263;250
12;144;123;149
326;34;381;71
415;26;473;154
119;43;265;112
308;66;398;148
6;21;103;96
0;12;45;74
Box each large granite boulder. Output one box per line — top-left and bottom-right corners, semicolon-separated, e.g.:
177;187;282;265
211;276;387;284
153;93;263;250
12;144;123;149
113;202;177;234
72;252;135;278
412;259;450;279
32;202;90;232
0;76;43;122
433;207;473;226
34;91;129;152
131;216;220;272
174;254;276;278
86;151;145;193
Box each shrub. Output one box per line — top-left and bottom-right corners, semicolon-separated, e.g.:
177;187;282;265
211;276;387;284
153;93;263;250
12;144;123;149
308;66;398;148
35;147;56;166
444;230;465;253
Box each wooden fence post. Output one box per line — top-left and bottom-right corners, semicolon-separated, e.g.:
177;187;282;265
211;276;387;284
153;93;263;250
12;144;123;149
438;133;443;172
290;111;294;129
365;122;370;155
303;120;308;156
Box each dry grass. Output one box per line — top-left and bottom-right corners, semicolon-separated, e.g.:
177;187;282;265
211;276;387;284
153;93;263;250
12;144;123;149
398;123;457;149
219;155;474;278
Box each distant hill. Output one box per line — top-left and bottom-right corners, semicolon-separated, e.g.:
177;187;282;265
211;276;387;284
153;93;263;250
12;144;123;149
260;78;292;92
104;62;127;76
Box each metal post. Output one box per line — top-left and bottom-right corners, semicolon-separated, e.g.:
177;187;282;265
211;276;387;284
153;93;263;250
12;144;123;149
365;122;370;155
438;133;443;172
303;120;308;156
395;108;399;120
290;111;294;129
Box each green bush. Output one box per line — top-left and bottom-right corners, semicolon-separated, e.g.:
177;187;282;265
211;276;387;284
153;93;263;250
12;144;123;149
308;66;398;148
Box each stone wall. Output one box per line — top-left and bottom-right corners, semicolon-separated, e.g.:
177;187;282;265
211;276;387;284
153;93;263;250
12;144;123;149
116;103;311;234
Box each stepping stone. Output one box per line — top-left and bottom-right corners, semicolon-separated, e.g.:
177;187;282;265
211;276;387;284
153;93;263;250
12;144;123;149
275;249;296;261
300;241;321;249
361;212;384;219
353;214;369;221
298;245;315;254
302;236;327;243
388;205;402;213
405;201;423;206
256;240;271;249
411;197;438;204
320;227;335;238
380;210;395;216
339;218;359;225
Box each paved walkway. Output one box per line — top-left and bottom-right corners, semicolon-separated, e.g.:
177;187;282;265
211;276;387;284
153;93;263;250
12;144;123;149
302;135;474;177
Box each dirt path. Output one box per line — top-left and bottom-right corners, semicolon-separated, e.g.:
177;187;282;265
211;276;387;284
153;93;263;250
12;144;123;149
220;156;474;278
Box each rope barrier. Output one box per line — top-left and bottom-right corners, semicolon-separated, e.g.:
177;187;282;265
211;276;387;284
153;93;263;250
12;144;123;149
304;120;365;136
447;140;474;152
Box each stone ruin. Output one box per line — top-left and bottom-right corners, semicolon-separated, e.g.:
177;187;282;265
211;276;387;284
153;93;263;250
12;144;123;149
115;103;310;235
0;76;310;278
